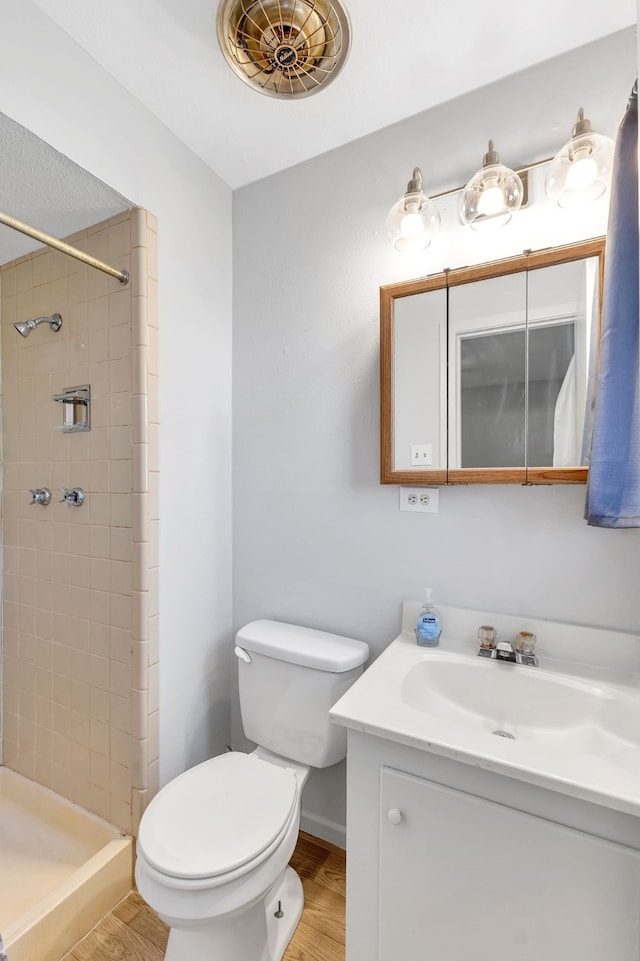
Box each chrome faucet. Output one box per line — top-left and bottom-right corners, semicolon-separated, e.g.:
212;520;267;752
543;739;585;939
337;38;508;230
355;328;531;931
477;636;538;667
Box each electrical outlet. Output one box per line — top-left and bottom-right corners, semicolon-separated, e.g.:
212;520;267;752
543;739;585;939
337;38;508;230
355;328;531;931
399;487;439;513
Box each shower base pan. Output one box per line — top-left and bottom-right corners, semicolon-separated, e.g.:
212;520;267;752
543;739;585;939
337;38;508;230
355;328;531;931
0;766;133;961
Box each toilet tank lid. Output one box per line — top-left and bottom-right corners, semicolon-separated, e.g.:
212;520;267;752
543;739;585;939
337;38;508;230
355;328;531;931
236;619;369;672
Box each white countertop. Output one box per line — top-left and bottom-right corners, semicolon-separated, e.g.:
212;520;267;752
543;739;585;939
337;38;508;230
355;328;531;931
330;604;640;817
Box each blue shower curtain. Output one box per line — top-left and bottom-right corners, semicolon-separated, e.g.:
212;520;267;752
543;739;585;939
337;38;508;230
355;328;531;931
584;83;640;528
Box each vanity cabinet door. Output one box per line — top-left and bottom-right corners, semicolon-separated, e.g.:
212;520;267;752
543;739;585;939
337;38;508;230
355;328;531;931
379;768;640;961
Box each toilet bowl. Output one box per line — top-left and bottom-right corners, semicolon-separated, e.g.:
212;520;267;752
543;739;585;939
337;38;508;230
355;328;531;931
136;619;369;961
136;751;309;961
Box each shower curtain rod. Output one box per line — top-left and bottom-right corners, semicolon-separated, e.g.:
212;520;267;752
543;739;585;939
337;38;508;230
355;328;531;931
0;210;130;285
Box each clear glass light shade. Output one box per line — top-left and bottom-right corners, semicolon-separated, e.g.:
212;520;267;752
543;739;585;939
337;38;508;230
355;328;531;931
385;169;441;252
460;150;524;230
545;131;614;208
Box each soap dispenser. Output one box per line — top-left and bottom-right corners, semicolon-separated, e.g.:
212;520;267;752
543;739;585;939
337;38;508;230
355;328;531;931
415;588;442;647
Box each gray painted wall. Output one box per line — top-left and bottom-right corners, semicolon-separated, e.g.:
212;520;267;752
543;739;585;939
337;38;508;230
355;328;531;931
233;30;640;840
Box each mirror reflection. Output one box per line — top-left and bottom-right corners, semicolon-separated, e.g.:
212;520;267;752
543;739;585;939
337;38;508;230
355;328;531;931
393;287;446;472
381;239;604;485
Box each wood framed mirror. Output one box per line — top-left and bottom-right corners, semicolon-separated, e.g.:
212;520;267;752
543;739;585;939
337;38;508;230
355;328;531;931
380;237;605;485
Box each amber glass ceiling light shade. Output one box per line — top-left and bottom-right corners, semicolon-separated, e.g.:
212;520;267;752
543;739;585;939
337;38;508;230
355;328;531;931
217;0;351;98
545;109;614;208
460;141;524;229
385;168;441;252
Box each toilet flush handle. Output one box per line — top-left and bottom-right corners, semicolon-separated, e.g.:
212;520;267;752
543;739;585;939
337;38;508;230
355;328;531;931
235;646;252;664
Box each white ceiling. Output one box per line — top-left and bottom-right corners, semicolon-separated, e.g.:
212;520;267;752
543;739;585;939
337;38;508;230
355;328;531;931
31;0;637;189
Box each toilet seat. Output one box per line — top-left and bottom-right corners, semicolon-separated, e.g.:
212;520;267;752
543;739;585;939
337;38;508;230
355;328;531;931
137;752;298;882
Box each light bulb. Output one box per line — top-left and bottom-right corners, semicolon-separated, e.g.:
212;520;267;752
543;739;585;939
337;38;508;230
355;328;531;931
565;153;598;191
399;208;425;238
477;184;504;217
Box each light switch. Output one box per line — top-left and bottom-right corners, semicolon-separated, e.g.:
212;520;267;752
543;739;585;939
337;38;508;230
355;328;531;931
411;444;432;466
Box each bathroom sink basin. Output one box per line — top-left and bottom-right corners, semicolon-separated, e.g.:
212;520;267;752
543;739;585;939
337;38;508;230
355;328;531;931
330;604;640;817
401;656;640;752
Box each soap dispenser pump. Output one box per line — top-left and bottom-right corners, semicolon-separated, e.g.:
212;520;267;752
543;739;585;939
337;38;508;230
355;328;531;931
415;588;442;647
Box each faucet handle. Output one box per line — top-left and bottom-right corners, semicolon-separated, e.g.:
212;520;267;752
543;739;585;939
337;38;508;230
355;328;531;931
514;631;538;667
60;486;85;507
477;625;497;650
514;631;536;655
29;487;52;506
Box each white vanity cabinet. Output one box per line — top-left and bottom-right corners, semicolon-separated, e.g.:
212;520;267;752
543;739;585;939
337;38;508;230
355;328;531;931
346;731;640;961
330;607;640;961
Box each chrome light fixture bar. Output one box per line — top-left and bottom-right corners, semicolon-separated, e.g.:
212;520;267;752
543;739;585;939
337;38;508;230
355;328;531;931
386;105;614;251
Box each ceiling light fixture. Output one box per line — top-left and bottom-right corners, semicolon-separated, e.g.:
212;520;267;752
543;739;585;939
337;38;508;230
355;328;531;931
217;0;351;99
460;141;524;230
544;108;614;208
385;168;441;252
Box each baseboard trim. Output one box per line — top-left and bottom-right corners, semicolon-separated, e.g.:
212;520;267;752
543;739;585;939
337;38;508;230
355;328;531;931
299;809;346;850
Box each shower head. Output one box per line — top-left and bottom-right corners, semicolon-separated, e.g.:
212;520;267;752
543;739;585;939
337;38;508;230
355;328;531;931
14;313;63;338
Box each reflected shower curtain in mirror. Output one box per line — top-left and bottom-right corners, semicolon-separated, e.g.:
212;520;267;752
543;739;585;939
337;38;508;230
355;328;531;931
584;83;640;528
554;354;576;466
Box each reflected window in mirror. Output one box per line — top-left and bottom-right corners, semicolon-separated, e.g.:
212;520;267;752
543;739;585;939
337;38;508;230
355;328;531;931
448;271;527;471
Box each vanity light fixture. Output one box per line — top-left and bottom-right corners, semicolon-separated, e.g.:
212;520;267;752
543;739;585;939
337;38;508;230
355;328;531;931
385;167;441;252
459;140;524;230
544;108;614;208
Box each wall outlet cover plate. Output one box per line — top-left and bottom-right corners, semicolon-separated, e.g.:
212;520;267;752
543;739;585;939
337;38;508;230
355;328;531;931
399;487;439;513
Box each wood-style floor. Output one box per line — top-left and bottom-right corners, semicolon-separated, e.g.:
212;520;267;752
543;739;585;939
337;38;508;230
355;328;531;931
62;832;346;961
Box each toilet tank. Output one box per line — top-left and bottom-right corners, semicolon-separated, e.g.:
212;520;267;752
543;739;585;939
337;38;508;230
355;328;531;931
236;620;369;768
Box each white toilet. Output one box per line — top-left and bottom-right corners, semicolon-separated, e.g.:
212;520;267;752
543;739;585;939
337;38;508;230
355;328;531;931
135;619;369;961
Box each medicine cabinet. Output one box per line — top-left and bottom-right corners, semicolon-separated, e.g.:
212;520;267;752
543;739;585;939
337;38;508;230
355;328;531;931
380;237;605;485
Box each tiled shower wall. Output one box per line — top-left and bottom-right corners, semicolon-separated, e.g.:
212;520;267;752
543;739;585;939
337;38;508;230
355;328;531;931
0;208;158;834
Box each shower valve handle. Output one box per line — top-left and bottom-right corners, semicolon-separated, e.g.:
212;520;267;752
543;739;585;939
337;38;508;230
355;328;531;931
29;487;52;506
60;486;85;507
